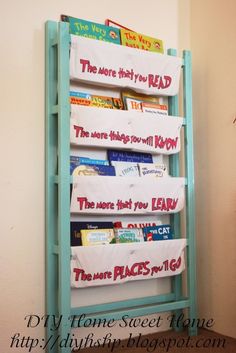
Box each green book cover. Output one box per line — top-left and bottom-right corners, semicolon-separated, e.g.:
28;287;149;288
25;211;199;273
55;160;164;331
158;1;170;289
61;15;120;45
120;28;164;53
115;229;144;243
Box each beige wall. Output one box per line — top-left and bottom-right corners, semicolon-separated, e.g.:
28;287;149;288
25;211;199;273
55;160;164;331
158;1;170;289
190;0;236;338
0;1;179;351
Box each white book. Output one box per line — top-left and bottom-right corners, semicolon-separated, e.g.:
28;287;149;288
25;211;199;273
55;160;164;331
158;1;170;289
138;162;168;177
111;161;140;177
142;102;168;116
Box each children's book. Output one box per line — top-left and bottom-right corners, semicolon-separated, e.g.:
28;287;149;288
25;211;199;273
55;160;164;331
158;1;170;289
114;221;161;228
70;156;109;175
114;228;144;243
61;15;121;44
70;91;124;110
72;164;116;177
107;149;153;163
138;163;168;178
105;19;133;31
125;98;143;112
111;161;139;177
71;221;114;246
120;29;164;53
81;228;115;246
121;90;159;111
143;225;173;241
142;102;168;116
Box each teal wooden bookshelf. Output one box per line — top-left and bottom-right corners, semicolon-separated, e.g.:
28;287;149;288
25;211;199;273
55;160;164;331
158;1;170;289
45;20;197;353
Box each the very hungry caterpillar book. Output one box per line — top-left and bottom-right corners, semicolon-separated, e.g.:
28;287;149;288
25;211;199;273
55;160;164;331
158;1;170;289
61;15;120;44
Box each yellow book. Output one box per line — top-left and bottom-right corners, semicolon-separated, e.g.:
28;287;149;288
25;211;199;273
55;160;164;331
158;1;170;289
121;90;159;111
81;229;115;246
120;29;164;53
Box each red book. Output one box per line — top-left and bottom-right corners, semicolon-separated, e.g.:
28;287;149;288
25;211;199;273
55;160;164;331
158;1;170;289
105;19;133;31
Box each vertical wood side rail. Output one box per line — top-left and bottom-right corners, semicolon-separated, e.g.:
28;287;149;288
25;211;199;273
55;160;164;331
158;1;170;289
57;21;71;353
45;21;59;353
167;48;183;332
46;21;71;353
183;50;197;336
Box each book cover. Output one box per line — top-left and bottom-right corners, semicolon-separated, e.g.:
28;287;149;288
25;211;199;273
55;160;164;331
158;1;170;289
70;91;124;110
120;28;164;53
105;19;133;31
61;15;121;44
125;98;143;112
138;163;168;178
107;149;153;163
121;90;159;111
114;221;161;228
80;157;109;166
71;221;114;246
81;228;115;246
142;102;168;116
114;228;144;243
72;164;116;177
70;156;109;175
111;161;139;177
143;225;173;241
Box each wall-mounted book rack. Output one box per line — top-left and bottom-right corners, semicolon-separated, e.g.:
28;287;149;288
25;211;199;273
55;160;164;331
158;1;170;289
46;20;197;353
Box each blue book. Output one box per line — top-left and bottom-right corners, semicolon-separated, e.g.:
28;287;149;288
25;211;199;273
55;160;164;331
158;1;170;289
70;91;90;98
71;221;114;246
70;156;109;175
143;225;173;241
107;150;153;164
